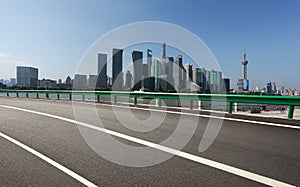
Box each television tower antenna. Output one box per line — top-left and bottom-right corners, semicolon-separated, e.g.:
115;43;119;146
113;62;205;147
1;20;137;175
242;48;248;79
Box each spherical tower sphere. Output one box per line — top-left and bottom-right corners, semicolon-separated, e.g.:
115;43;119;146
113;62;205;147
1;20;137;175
242;59;248;65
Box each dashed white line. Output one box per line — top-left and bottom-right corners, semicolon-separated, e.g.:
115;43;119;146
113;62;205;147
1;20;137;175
0;104;295;187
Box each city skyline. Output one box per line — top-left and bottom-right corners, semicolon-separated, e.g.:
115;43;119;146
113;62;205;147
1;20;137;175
0;0;300;89
1;42;298;94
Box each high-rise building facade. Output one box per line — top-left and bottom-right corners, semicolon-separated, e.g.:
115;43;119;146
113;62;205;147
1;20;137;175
125;71;133;90
167;57;174;76
132;50;143;90
267;81;272;94
97;53;107;89
173;55;183;91
112;48;123;90
192;68;207;93
147;49;152;78
153;58;162;91
16;66;38;87
209;70;222;93
161;42;166;60
223;78;230;93
185;63;193;82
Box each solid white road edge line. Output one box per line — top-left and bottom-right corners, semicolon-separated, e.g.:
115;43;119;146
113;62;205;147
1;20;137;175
0;132;97;187
0;104;295;187
70;100;300;130
4;97;300;130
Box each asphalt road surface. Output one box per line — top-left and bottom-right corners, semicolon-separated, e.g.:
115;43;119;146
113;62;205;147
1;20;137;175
0;97;299;186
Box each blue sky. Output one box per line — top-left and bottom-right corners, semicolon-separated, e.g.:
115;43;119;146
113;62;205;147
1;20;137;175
0;0;299;89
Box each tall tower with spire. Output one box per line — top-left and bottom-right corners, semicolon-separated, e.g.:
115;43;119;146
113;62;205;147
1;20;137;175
242;48;248;79
236;49;249;92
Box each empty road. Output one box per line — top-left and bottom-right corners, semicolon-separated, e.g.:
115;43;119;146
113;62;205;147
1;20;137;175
0;97;299;186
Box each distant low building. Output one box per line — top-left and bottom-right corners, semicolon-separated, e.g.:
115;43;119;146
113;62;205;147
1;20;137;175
9;78;16;86
266;81;273;94
236;79;249;93
65;76;72;85
0;83;6;89
73;74;87;89
88;75;98;89
39;79;57;89
57;76;72;89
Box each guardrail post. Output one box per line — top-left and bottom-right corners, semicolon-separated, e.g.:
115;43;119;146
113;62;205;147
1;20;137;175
134;97;137;105
82;95;85;101
69;94;72;100
26;93;29;98
57;94;60;100
6;92;9;97
36;93;39;99
46;93;49;99
114;96;117;104
198;100;202;110
288;105;295;119
228;102;233;114
16;93;19;97
158;99;162;108
189;100;193;110
97;95;100;102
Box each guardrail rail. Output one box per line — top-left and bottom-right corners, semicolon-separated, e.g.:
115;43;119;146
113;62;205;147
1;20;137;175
1;89;300;119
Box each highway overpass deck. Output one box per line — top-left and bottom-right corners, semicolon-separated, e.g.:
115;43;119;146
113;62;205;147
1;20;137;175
0;97;299;186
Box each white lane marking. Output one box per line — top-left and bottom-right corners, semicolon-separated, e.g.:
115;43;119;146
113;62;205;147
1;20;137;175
0;104;295;187
3;97;300;130
67;99;300;130
0;129;97;186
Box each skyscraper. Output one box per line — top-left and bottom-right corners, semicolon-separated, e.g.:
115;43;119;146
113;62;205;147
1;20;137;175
112;48;123;90
271;82;277;93
192;68;207;93
223;78;230;93
97;53;107;89
173;55;183;91
161;42;166;60
167;57;174;76
153;58;162;91
267;81;272;94
185;63;193;82
209;70;222;93
132;50;143;90
16;66;38;88
125;71;133;90
166;57;175;91
147;49;152;77
160;42;167;76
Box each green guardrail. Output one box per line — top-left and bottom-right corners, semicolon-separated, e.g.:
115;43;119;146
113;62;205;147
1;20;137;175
0;89;300;119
